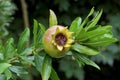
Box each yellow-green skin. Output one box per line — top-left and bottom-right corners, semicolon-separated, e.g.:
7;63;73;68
42;25;69;58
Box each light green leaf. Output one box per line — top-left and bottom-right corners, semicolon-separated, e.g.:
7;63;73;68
87;7;95;17
0;75;6;80
69;17;82;34
4;69;12;80
50;68;60;80
34;23;46;48
42;55;52;80
17;28;30;53
34;54;44;73
49;10;58;27
86;33;117;47
76;7;94;37
77;25;112;41
39;23;46;33
72;43;99;56
75;29;87;40
33;19;38;46
0;63;11;74
85;9;103;31
4;38;16;59
21;47;33;55
9;66;28;76
73;53;100;70
0;53;3;60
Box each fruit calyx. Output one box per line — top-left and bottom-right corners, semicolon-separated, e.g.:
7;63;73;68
43;25;74;58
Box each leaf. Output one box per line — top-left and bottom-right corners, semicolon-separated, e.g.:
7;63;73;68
33;19;38;46
9;66;32;80
0;75;6;80
69;17;82;34
4;38;16;59
73;53;100;70
42;55;52;80
72;43;99;56
50;68;60;80
39;23;46;33
87;7;95;17
21;47;33;56
85;9;103;31
17;28;30;53
0;63;11;74
34;54;44;73
9;66;28;76
76;7;94;37
4;69;12;80
0;53;4;60
86;33;117;47
49;10;58;27
77;25;112;41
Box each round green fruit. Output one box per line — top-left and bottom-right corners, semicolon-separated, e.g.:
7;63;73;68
42;25;74;58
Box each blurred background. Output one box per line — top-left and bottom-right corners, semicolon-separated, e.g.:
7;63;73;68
0;0;120;80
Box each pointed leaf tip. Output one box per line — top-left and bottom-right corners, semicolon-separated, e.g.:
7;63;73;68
49;9;58;27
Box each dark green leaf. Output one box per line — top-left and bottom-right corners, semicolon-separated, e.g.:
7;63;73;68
73;53;100;70
17;28;30;53
72;43;99;55
42;55;52;80
49;10;57;27
69;17;82;33
50;68;60;80
0;63;11;74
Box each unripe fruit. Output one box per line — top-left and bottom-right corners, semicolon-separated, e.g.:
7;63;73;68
42;25;74;58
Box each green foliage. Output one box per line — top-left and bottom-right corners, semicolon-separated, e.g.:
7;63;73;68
50;68;60;80
0;0;16;36
41;55;52;80
69;17;82;36
0;63;11;74
72;43;99;56
0;1;118;79
17;28;30;53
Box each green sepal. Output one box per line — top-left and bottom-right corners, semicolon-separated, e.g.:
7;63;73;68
49;10;58;27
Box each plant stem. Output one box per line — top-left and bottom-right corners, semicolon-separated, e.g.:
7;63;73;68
9;48;44;63
20;0;29;28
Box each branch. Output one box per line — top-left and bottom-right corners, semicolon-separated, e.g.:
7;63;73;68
20;0;30;28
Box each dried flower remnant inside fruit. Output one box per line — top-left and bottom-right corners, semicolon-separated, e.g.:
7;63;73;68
55;33;67;46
